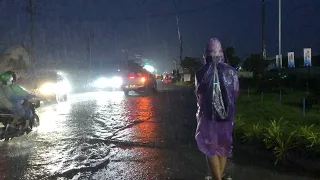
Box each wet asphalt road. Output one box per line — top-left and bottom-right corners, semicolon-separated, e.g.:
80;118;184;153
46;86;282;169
0;82;318;180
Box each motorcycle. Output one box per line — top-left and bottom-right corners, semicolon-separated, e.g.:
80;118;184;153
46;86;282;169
0;99;40;141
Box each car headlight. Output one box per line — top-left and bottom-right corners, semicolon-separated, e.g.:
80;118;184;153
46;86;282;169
39;83;57;95
94;78;109;88
93;77;123;89
57;80;72;93
110;76;123;88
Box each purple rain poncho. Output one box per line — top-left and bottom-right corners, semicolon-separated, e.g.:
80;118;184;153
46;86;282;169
195;38;239;158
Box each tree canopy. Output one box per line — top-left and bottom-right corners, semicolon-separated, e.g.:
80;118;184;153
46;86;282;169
180;56;202;74
241;53;270;72
224;47;241;68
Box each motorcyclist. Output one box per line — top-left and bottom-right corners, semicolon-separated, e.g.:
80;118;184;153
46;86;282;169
0;71;36;132
0;74;14;111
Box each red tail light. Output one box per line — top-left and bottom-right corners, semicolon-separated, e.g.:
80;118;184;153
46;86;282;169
141;77;146;82
129;72;135;79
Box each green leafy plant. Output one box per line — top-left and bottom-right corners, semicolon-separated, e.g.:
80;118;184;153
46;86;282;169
295;125;320;153
306;132;320;153
295;125;315;149
273;130;297;165
234;90;320;165
233;115;245;136
263;118;296;164
242;122;264;143
263;118;284;149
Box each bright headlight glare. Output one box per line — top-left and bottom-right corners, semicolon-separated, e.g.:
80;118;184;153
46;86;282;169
94;77;123;88
57;81;72;93
110;76;123;88
40;83;57;95
144;65;155;73
94;78;109;88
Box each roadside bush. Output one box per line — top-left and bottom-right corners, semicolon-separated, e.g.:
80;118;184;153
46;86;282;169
233;115;244;136
294;125;320;155
234;117;320;165
234;89;320;166
242;122;264;144
262;119;297;164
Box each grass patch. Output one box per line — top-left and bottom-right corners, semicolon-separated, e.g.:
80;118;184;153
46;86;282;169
235;90;320;164
174;81;193;86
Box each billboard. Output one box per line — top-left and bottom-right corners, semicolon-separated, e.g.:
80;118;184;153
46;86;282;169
304;48;312;67
288;52;295;68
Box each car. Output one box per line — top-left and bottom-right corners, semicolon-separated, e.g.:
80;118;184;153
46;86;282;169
21;70;71;103
121;70;157;96
163;74;173;84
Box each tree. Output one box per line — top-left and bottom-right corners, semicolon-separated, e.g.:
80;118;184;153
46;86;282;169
180;56;202;74
242;53;269;72
224;47;241;68
0;54;28;71
0;45;30;71
6;55;28;70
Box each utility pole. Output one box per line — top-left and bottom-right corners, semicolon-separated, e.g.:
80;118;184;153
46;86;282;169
278;0;282;68
261;0;266;61
173;0;183;65
173;59;178;71
87;32;94;71
27;0;35;63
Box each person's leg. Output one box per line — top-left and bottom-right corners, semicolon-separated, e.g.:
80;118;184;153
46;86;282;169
9;110;21;128
218;156;227;176
9;117;19;127
24;120;30;128
23;108;33;129
207;155;222;180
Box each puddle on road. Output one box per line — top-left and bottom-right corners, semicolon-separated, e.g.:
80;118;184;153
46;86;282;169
0;92;167;179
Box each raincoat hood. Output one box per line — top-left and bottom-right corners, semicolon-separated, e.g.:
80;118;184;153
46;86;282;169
204;38;225;64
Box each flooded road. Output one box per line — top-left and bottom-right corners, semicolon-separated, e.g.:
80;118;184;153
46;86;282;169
0;83;318;180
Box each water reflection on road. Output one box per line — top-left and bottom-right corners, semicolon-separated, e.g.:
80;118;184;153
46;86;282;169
0;91;163;180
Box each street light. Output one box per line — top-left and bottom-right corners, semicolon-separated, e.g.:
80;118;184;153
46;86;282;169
262;0;267;61
278;0;282;68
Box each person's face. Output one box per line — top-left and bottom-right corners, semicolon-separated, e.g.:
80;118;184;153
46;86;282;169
6;77;13;85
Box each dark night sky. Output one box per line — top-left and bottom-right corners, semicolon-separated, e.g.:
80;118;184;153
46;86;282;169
0;0;319;72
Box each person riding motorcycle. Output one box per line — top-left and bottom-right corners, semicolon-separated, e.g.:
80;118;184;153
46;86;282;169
0;71;36;132
0;74;15;111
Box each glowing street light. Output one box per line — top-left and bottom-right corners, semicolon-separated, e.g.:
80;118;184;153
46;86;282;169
144;65;155;73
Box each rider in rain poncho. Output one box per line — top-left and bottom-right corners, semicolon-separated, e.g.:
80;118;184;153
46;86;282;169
0;71;36;131
0;73;15;110
195;38;239;180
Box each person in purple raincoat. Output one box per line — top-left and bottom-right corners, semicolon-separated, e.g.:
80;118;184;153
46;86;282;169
195;38;239;180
